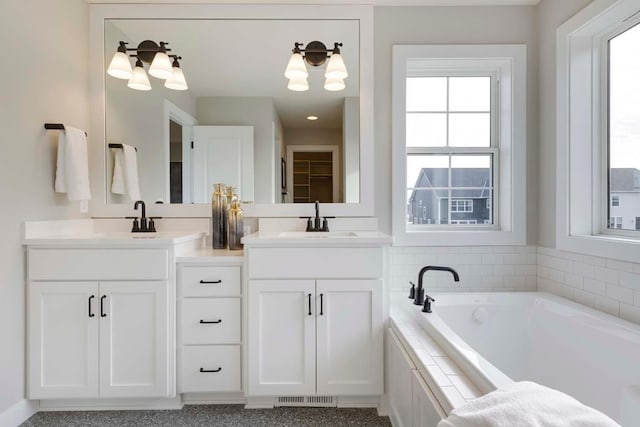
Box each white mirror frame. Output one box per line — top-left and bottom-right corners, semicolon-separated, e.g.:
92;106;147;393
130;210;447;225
89;3;374;218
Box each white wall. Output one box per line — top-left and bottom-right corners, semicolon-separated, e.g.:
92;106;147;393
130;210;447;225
0;0;90;416
374;6;539;243
536;0;593;247
196;97;276;203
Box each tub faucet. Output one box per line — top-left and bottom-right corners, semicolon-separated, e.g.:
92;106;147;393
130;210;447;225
414;266;460;307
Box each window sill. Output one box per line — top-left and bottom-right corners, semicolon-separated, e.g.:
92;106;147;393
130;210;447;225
557;233;640;263
394;228;526;247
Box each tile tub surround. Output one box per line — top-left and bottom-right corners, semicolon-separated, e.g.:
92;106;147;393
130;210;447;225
390;246;538;292
20;405;391;427
537;247;640;324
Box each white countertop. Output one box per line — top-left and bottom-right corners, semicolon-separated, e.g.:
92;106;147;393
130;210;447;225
176;247;244;263
23;231;207;247
241;231;392;247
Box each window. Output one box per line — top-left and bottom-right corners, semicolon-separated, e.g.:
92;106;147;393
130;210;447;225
451;199;473;213
610;217;623;229
607;23;640;232
451;220;477;225
392;44;527;246
557;0;640;262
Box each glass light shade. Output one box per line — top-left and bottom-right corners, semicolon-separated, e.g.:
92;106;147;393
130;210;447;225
287;77;309;92
127;65;151;91
107;51;133;80
284;53;308;79
324;77;345;92
164;67;188;91
148;52;173;79
325;53;348;80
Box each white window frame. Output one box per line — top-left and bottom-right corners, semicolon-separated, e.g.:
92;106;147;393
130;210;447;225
556;0;640;262
392;44;527;246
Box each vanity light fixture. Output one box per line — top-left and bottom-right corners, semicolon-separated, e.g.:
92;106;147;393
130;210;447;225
107;40;188;91
284;41;348;91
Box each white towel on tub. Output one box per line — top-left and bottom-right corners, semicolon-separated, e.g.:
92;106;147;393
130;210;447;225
437;381;620;427
54;126;91;211
111;143;140;202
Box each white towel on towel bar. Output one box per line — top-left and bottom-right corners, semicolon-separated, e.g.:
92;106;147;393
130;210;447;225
437;381;620;427
54;126;91;210
111;143;140;202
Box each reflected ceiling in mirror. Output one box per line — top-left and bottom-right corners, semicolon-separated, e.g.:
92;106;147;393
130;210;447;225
105;19;360;205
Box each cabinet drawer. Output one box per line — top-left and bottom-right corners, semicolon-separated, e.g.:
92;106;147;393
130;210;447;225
182;298;241;345
180;345;241;393
28;249;168;281
248;247;383;279
180;266;241;297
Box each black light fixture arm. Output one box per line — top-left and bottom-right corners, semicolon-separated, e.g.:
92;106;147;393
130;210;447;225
293;41;343;67
118;40;175;64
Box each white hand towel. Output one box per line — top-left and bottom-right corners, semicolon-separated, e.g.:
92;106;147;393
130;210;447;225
54;126;91;202
111;144;140;202
437;381;620;427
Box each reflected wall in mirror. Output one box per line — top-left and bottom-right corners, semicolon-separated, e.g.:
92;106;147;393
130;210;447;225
105;19;360;205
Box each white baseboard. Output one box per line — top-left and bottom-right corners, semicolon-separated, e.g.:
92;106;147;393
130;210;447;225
182;392;246;405
0;399;38;427
38;396;183;412
336;396;381;408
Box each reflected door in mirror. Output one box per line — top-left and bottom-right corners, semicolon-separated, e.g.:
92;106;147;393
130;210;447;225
191;126;254;203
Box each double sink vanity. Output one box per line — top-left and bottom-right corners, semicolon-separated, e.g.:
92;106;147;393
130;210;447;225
23;218;391;410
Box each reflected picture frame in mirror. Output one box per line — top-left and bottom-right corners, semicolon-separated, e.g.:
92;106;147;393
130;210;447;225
90;4;373;218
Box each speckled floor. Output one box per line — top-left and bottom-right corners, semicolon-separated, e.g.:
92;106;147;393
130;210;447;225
20;404;392;426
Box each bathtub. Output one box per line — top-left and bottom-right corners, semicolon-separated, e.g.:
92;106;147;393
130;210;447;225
415;292;640;425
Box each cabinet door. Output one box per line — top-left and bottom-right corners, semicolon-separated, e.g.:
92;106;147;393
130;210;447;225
248;280;315;396
412;370;446;427
28;282;99;399
388;329;415;427
99;281;168;398
316;280;383;395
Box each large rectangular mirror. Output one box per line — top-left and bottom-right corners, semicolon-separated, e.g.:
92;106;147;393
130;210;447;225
90;5;373;217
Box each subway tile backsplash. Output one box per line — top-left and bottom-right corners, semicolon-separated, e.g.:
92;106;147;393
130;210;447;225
537;247;640;324
389;245;640;324
389;246;538;293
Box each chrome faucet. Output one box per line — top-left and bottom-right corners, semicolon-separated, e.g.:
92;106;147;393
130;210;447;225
300;200;334;232
412;266;460;310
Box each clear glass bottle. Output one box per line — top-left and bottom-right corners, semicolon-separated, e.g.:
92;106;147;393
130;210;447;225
227;195;244;251
211;183;228;249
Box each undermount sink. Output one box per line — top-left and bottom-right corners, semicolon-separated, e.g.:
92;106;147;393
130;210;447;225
276;231;359;238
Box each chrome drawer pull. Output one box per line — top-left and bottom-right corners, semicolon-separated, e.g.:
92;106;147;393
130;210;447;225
200;279;222;284
200;367;222;373
199;319;222;324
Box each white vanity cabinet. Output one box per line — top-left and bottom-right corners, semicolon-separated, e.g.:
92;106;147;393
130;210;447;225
27;248;172;400
245;244;387;397
177;252;243;394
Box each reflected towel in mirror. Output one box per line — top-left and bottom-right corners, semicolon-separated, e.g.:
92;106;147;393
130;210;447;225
111;143;141;202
